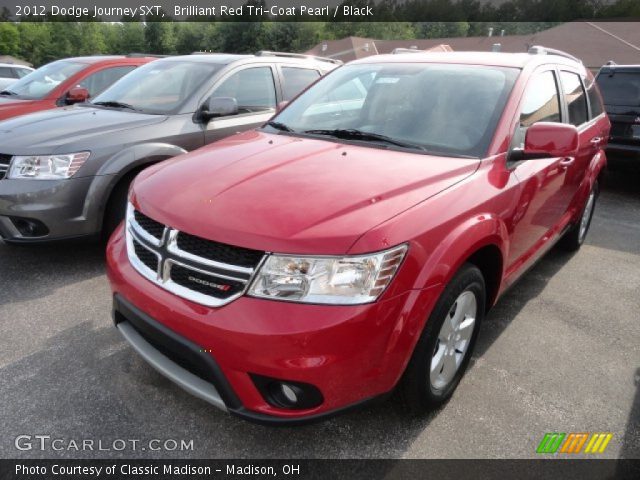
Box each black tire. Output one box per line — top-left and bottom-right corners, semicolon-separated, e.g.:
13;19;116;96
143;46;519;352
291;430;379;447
558;181;599;252
399;263;485;413
102;173;136;241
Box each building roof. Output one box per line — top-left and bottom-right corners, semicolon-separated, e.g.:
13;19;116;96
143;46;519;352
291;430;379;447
0;55;32;67
306;21;640;70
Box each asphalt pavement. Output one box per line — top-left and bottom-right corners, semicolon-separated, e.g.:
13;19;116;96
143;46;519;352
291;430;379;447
1;169;638;459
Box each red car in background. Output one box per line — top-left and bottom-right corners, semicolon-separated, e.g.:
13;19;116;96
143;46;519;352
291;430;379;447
0;55;157;121
107;47;610;424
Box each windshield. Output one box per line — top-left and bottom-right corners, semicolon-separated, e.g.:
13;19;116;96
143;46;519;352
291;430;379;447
270;63;518;157
91;60;222;114
1;60;85;99
597;72;640;107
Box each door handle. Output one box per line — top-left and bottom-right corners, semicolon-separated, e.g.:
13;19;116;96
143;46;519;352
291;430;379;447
559;157;574;169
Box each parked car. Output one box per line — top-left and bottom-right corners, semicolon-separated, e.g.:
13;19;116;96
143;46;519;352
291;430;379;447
0;55;157;122
0;63;34;91
107;48;609;424
596;63;640;169
0;52;339;243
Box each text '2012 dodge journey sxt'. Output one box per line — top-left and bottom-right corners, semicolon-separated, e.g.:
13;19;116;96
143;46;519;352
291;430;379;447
0;52;338;242
108;49;609;424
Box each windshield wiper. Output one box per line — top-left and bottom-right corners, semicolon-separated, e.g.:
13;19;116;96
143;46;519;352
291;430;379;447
266;120;295;132
303;129;425;151
92;101;138;111
0;90;17;96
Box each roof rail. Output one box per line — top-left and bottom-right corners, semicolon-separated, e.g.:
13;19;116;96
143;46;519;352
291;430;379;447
126;53;170;58
391;48;421;54
255;51;342;65
527;45;582;64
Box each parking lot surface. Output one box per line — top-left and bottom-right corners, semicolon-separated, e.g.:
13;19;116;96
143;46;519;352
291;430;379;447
1;170;638;459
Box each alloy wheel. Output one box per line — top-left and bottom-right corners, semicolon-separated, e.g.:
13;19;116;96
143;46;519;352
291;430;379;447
430;290;477;390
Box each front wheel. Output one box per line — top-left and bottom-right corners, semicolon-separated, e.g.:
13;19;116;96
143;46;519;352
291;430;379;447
399;263;485;413
559;181;598;252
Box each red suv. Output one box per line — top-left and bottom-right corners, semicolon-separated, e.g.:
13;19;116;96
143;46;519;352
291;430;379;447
0;55;157;121
107;48;609;424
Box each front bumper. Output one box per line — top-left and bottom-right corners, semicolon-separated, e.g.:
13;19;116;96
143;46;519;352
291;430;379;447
0;175;112;242
107;225;438;424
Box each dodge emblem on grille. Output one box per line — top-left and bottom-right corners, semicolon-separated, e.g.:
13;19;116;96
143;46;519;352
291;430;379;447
188;276;232;291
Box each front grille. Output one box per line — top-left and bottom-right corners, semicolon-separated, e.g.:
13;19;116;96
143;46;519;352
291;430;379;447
0;154;11;180
126;205;265;307
132;238;159;273
170;264;246;299
177;232;263;269
134;210;165;240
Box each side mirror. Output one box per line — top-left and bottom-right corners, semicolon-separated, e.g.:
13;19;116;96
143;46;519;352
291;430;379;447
276;101;289;113
523;122;579;158
201;96;238;120
66;86;90;104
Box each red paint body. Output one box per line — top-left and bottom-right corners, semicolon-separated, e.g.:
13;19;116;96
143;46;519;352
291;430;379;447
107;52;610;420
0;56;154;121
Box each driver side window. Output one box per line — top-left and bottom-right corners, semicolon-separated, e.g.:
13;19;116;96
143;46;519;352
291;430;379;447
512;70;561;151
212;67;276;114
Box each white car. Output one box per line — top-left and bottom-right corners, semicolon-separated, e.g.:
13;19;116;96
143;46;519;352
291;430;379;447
0;63;35;91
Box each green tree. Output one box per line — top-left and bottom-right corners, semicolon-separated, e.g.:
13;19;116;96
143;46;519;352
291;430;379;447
145;9;176;54
0;22;20;57
18;22;51;66
119;22;147;53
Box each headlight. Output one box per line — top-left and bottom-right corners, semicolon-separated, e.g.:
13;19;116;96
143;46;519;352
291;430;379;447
248;244;407;305
8;152;90;180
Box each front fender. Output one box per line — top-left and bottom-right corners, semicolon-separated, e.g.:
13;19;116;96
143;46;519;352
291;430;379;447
95;142;188;177
410;213;508;291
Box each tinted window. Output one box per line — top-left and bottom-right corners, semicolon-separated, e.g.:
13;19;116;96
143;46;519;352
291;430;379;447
0;67;17;78
78;66;136;97
3;60;85;99
520;71;561;127
585;76;604;118
92;60;222;114
560;71;588;126
213;67;276;112
274;63;518;158
596;72;640;106
282;67;320;100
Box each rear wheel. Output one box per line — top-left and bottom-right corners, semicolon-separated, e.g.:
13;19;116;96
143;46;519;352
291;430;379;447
399;263;485;412
559;181;598;252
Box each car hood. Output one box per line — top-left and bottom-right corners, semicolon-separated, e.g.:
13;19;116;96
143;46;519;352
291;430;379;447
0;106;167;153
0;96;45;119
133;130;480;255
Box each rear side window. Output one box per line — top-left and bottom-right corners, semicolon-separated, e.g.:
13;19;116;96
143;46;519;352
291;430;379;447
560;71;588;126
585;77;604;118
0;66;17;78
519;71;561;127
281;67;320;101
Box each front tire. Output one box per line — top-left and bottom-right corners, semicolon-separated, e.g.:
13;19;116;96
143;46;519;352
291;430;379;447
559;181;598;252
399;263;485;413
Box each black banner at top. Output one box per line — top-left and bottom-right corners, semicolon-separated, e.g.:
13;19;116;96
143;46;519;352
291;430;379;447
0;0;639;22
